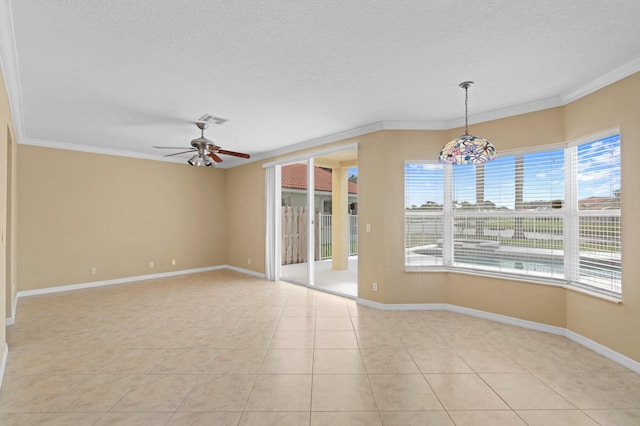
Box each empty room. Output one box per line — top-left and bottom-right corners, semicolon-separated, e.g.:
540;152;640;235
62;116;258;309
1;1;640;425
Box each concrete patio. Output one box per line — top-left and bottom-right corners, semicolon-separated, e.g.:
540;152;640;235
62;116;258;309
280;256;358;298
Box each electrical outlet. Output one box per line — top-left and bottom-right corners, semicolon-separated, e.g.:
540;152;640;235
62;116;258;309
372;281;378;291
149;261;155;268
366;224;371;232
248;258;251;265
171;259;176;266
90;267;97;275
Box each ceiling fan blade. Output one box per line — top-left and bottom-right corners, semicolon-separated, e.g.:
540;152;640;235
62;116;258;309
217;149;251;159
153;146;193;149
207;152;223;163
163;149;196;157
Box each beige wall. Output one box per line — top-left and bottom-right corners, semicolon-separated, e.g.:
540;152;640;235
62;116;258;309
440;107;568;326
17;146;228;290
446;276;567;327
357;130;449;304
1;65;18;355
562;73;640;361
225;161;265;274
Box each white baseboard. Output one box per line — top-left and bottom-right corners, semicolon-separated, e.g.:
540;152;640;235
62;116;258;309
5;296;17;326
565;330;640;374
8;263;267;326
16;265;232;299
357;297;640;374
11;294;18;322
224;265;266;279
445;304;566;336
14;265;266;301
0;344;8;391
357;298;447;311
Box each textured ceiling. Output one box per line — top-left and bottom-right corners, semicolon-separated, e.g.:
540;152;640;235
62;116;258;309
2;0;640;167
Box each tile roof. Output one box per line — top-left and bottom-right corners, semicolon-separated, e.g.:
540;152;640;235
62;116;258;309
281;164;358;194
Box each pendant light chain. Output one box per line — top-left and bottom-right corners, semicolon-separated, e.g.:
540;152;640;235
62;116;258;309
438;80;496;164
464;85;469;136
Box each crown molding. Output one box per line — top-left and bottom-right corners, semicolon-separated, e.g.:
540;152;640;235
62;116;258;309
261;142;359;169
243;121;384;167
0;0;24;140
443;95;565;130
381;120;449;130
20;136;187;164
378;95;565;133
562;56;640;104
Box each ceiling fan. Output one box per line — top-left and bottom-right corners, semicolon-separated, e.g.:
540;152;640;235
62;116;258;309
153;122;250;167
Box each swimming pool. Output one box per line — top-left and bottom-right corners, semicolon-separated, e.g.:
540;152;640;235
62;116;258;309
410;246;621;291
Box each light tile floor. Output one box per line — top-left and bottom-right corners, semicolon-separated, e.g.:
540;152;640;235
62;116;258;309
280;257;358;297
1;269;640;425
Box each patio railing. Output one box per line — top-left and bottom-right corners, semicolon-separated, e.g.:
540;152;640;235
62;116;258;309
317;213;358;260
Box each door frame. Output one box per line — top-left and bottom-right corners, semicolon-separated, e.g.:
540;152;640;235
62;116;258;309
263;143;358;285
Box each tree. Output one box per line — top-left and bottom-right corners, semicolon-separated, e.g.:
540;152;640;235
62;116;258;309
475;164;485;238
513;155;525;240
479;200;496;210
458;201;476;211
348;174;358;183
614;188;621;208
419;201;442;210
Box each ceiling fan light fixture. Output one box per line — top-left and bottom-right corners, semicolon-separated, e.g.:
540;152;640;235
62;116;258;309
154;119;250;166
187;154;200;166
439;81;496;165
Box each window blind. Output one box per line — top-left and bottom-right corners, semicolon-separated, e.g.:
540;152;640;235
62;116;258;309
450;150;565;279
404;133;621;296
572;135;622;294
405;163;445;267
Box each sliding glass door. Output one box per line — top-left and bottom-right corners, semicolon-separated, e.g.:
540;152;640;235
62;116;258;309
280;159;314;285
265;145;358;297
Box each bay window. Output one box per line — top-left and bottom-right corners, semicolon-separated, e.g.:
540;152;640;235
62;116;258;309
405;133;621;297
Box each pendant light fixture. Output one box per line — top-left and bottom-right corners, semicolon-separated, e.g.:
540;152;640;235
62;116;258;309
439;81;496;164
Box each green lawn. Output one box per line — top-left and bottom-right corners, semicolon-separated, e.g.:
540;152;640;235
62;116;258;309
319;241;359;259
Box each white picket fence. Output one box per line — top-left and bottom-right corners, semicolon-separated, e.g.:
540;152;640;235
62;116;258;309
281;206;307;265
282;207;358;264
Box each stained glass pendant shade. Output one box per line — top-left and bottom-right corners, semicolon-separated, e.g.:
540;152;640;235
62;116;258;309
439;81;496;164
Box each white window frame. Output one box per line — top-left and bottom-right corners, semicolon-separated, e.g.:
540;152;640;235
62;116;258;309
405;130;621;298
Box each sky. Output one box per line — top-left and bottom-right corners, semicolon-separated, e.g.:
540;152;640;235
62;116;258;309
405;134;620;209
